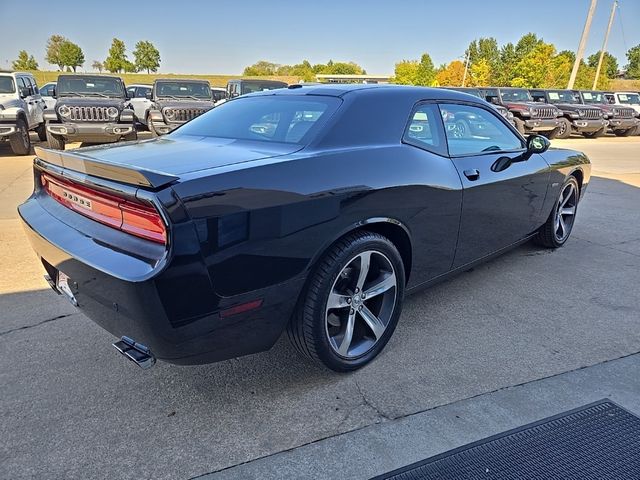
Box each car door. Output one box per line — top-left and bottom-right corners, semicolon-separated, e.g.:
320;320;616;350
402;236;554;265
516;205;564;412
133;86;152;124
26;76;45;124
16;77;36;128
439;102;551;268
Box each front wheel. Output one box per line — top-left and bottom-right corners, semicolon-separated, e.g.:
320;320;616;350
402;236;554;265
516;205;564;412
542;127;559;140
513;118;526;136
36;123;47;142
9;118;31;155
533;176;580;248
555;118;572;139
582;127;606;138
288;231;405;372
613;127;636;137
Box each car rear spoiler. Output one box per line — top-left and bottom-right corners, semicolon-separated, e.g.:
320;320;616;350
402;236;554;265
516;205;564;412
34;146;178;189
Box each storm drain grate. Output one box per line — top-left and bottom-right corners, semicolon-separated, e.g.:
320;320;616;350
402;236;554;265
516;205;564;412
373;400;640;480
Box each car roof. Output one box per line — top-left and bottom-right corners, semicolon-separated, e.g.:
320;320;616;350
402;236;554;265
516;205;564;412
57;74;121;80
154;78;209;84
244;83;483;102
128;84;151;88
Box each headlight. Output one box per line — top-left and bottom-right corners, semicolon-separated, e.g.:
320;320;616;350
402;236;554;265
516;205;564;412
507;111;514;119
521;109;531;117
58;105;71;117
569;112;579;118
165;109;175;119
107;107;119;119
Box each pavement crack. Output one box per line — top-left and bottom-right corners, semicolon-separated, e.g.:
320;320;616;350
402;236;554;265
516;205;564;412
0;314;74;336
354;379;390;421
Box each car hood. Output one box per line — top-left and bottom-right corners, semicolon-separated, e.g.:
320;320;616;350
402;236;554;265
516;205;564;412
155;99;215;109
55;97;128;109
54;135;301;179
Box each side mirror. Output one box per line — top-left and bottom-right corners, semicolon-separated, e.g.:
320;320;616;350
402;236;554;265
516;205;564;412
490;97;500;105
19;87;30;98
125;91;134;100
51;86;56;98
145;91;153;100
527;134;550;154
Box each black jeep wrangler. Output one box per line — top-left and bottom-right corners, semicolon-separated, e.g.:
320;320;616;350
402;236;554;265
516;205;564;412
479;87;562;138
146;79;215;136
226;79;288;99
529;89;608;138
44;75;136;150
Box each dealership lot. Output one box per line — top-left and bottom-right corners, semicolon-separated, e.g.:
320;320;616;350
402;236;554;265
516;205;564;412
1;135;639;479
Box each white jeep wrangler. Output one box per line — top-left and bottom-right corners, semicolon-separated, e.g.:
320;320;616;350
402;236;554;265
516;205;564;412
0;71;46;155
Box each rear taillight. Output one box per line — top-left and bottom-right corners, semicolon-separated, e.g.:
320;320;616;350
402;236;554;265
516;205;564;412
41;173;166;244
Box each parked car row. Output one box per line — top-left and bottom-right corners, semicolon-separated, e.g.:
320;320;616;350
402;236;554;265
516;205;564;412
448;86;640;139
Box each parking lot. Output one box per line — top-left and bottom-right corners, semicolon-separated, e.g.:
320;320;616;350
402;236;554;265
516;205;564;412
1;134;639;479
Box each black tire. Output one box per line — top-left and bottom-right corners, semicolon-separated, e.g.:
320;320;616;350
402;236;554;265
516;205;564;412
613;127;636;137
582;126;606;138
287;231;406;372
46;127;65;150
36;123;47;142
9;118;31;155
513;118;526;136
555;118;572;139
542;127;559;140
455;119;471;138
123;130;138;142
148;118;160;137
533;176;580;249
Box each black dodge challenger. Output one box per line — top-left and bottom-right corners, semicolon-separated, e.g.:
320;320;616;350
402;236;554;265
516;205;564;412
19;85;590;372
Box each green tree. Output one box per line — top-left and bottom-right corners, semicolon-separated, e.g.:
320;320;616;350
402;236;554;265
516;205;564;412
243;60;279;76
495;42;517;85
322;61;366;75
624;44;640;79
515;33;543;59
587;51;618;78
133;40;161;74
392;60;420;85
284;60;315;82
414;53;436;86
468;58;492;86
123;60;137;73
45;35;67;70
58;40;84;72
92;60;104;73
467;37;500;75
510;42;556;88
104;38;128;73
12;50;38;70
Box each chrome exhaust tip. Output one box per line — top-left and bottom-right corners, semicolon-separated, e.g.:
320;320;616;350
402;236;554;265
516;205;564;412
112;336;156;369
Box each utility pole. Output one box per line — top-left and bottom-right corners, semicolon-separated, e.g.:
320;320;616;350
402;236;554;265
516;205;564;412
592;0;617;89
568;0;598;89
461;49;470;87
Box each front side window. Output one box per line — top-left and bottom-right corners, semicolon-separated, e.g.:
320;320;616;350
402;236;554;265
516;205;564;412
135;87;151;98
402;103;445;155
40;84;54;96
440;103;524;156
174;96;340;145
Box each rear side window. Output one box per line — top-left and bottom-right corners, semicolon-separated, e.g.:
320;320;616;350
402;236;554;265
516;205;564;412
174;96;341;144
403;103;446;156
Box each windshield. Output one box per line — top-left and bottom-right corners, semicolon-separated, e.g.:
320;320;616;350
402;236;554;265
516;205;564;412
581;91;607;104
500;89;531;102
0;76;16;94
617;93;640;105
57;76;124;97
156;81;211;99
241;82;287;95
173;96;340;144
546;90;579;104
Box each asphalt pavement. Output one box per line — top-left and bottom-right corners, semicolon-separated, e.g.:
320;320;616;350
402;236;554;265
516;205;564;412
1;134;639;479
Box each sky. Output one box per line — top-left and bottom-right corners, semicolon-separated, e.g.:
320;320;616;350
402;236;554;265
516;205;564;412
1;0;638;75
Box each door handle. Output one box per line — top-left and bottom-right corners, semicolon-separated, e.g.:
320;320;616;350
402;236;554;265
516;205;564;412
463;169;480;181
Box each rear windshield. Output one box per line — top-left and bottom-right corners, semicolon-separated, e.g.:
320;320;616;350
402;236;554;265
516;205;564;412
57;76;124;98
173;96;341;144
0;76;16;93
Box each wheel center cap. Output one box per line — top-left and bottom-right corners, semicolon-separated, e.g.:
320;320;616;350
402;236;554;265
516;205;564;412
353;294;362;305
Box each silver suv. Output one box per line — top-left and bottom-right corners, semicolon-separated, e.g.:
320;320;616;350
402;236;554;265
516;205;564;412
0;71;46;155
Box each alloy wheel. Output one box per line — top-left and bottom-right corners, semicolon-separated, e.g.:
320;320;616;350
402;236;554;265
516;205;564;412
325;250;397;358
554;182;577;242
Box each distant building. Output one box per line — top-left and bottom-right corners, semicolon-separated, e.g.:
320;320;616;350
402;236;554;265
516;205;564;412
316;74;391;84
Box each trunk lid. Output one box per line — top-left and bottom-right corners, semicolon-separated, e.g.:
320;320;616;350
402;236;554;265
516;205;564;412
35;136;300;189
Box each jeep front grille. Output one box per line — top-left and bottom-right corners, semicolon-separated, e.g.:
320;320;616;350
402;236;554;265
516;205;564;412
532;107;556;119
612;107;635;119
67;106;112;122
163;108;208;123
582;109;602;119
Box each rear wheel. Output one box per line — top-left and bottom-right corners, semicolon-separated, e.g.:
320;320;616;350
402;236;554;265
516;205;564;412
513;118;526;136
555;118;572;139
582;127;606;138
36;123;47;142
46;127;65;150
288;231;405;372
9;118;31;155
534;176;580;248
613;128;635;137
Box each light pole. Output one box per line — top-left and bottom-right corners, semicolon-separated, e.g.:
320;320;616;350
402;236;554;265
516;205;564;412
461;49;470;87
592;0;617;89
568;0;598;89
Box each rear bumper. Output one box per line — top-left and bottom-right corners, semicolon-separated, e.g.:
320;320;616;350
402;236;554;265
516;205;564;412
523;118;560;132
18;192;303;365
47;122;134;141
572;118;608;133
